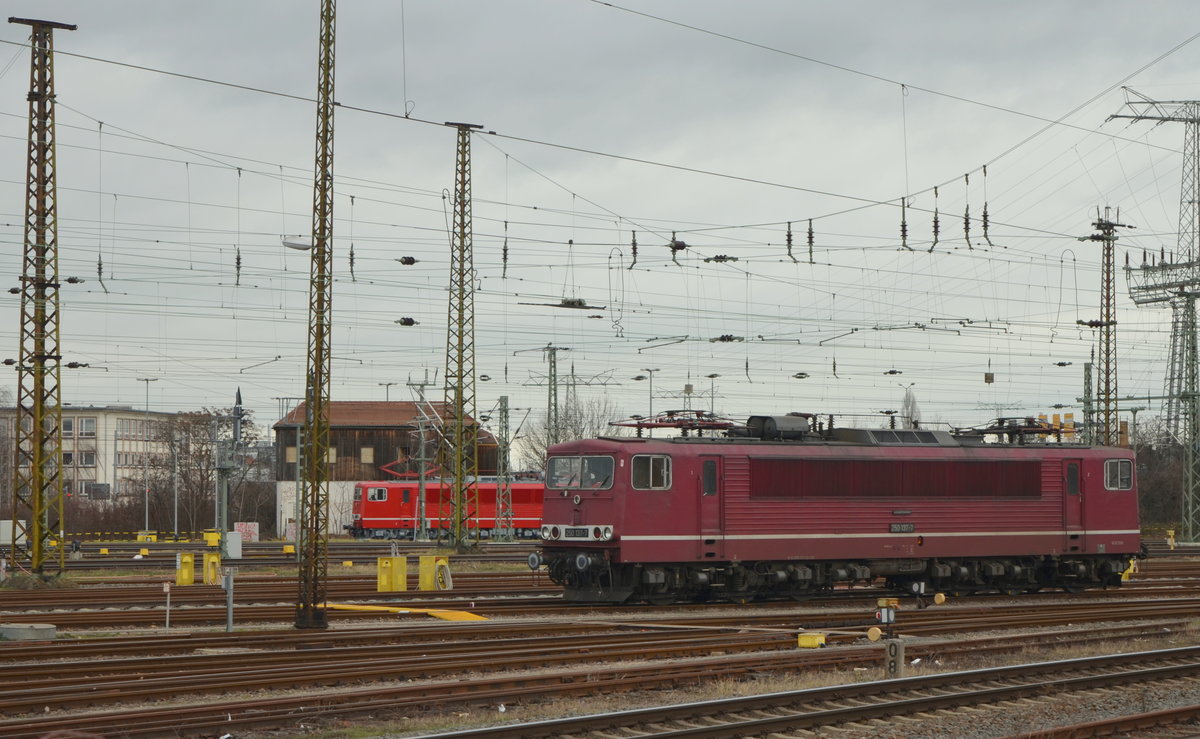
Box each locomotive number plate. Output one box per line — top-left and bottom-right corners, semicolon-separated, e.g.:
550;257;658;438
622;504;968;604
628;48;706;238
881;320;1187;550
889;523;916;533
565;527;588;538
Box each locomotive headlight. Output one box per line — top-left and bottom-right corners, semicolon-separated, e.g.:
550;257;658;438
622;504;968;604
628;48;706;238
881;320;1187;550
602;526;613;540
550;526;561;539
540;525;551;540
593;526;602;539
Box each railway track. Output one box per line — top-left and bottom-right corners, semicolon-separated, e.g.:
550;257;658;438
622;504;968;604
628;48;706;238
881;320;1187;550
420;646;1200;738
0;612;1193;738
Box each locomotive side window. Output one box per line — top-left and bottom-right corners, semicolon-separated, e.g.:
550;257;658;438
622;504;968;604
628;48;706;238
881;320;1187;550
632;455;671;490
1104;459;1133;490
367;487;387;502
547;456;614;489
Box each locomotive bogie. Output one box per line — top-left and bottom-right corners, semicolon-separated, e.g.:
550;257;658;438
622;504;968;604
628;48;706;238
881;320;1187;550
545;550;1134;603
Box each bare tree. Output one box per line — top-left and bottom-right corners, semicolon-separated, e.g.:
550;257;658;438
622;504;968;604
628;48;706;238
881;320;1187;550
516;393;628;470
141;407;275;536
1132;415;1181;528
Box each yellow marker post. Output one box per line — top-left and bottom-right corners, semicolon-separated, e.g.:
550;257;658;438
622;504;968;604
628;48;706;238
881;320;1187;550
377;556;407;592
176;553;195;586
282;544;295;555
139;548;150;556
1122;558;1138;581
1168;529;1177;550
419;555;451;591
202;552;221;585
99;548;108;555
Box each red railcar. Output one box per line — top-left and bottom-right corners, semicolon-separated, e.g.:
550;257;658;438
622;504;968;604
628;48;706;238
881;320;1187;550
533;417;1142;602
349;479;544;540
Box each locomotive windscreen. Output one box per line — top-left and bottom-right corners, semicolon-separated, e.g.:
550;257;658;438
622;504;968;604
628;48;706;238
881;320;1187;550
748;457;1043;499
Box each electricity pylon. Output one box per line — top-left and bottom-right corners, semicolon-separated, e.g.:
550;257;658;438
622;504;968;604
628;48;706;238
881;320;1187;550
1111;91;1200;540
1111;91;1200;436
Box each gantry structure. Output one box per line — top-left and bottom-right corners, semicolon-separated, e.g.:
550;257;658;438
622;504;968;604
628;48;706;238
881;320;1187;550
9;17;76;575
1112;91;1200;540
442;122;482;553
296;0;336;630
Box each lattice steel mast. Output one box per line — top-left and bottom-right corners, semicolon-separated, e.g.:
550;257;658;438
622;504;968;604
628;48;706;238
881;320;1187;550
296;0;336;630
1111;91;1200;540
9;17;76;575
494;395;514;541
1111;92;1200;436
1082;209;1129;447
442;122;482;553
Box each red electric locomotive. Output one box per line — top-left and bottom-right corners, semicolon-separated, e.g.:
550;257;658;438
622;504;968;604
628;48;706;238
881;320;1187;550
349;479;544;540
532;415;1142;602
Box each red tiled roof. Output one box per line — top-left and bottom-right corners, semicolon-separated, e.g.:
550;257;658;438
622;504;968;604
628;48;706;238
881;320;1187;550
274;401;466;428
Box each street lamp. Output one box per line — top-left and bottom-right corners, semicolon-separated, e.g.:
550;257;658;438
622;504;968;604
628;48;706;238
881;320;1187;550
633;368;660;437
378;382;398;401
705;373;720;414
136;377;158;533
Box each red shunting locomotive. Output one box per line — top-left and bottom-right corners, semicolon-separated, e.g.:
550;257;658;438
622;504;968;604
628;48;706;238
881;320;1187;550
349;479;544;540
532;414;1141;603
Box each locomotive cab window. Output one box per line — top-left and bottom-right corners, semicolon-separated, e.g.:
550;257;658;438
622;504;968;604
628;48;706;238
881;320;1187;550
547;455;615;489
1105;459;1133;490
632;454;671;490
366;487;387;502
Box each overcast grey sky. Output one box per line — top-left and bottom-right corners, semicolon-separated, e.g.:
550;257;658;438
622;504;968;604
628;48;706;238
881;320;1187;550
2;1;1198;435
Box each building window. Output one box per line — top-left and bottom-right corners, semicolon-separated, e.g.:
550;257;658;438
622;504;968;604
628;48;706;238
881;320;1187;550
63;452;74;466
285;446;298;463
360;447;375;464
78;417;97;438
327;448;337;464
61;418;74;437
80;451;96;467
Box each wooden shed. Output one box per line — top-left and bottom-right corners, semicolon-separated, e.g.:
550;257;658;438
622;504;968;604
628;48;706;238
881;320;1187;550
273;401;498;482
